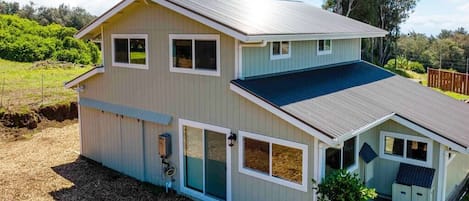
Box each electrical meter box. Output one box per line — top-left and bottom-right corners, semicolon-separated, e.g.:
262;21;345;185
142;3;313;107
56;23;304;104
159;133;171;158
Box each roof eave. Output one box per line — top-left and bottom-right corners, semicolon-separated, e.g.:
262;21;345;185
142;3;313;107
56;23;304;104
75;0;136;39
64;67;105;89
245;32;388;42
76;0;388;42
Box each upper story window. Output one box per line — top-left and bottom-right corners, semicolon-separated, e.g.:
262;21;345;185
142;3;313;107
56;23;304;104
239;131;308;192
112;34;148;69
379;131;433;167
317;39;332;55
270;41;291;60
169;34;220;76
325;136;357;176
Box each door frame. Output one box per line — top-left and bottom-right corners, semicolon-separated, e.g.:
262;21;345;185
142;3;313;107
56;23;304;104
178;119;232;201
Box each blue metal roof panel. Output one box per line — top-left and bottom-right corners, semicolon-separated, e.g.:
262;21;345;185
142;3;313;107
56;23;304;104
396;163;435;188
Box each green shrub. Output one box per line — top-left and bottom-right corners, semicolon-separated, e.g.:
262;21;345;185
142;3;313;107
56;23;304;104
313;169;377;201
384;57;426;73
408;61;425;73
0;14;100;64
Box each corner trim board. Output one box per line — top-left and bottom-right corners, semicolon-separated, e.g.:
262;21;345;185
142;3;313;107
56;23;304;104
79;98;172;125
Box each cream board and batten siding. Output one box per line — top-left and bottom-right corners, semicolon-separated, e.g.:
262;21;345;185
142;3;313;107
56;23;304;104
78;2;317;201
445;152;469;200
241;39;361;78
357;120;441;200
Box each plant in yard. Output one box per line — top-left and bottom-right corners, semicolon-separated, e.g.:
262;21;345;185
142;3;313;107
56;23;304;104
312;169;377;201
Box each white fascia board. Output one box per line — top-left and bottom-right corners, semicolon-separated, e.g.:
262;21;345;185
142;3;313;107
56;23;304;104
230;83;338;146
246;32;388;42
64;67;105;89
392;115;468;154
75;0;136;39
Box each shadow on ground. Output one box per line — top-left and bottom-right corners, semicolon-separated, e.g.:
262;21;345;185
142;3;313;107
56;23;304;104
49;156;191;201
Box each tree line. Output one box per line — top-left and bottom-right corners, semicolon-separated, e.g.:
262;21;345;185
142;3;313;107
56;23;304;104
0;14;99;64
397;28;469;72
0;1;95;30
323;0;418;66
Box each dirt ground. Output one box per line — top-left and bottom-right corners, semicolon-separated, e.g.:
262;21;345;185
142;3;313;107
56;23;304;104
0;123;192;201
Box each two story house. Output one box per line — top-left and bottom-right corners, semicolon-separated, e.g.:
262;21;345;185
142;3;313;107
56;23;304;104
65;0;469;201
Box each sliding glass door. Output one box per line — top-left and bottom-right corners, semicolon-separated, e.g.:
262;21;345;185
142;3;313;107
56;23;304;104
183;125;227;200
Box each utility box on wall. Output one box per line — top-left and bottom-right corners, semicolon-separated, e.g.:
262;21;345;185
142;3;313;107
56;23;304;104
392;183;412;201
159;133;171;158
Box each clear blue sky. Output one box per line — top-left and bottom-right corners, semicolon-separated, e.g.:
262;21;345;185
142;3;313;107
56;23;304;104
9;0;469;36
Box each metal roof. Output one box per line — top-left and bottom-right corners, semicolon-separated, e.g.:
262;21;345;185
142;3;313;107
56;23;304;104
396;163;435;188
165;0;388;40
76;0;388;41
231;62;469;149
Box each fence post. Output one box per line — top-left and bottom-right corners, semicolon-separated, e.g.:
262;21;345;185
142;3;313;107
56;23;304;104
0;73;4;108
41;73;44;106
451;72;455;92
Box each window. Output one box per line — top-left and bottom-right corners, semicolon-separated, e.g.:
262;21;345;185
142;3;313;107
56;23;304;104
270;41;291;60
379;131;433;167
317;39;332;55
169;34;220;76
239;131;308;192
325;137;357;176
111;34;148;69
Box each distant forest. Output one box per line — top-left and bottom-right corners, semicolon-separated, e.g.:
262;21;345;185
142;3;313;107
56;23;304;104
0;1;95;30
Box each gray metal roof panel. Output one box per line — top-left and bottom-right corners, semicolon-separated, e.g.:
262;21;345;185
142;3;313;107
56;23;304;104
232;62;469;148
167;0;388;36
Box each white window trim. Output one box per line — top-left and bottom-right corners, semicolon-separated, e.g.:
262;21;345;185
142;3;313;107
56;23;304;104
111;34;149;69
178;119;232;201
238;131;308;192
325;136;359;173
169;34;221;76
270;41;291;60
379;131;433;168
317;39;332;56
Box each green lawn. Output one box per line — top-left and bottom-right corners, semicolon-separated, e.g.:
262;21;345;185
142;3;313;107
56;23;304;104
0;59;91;112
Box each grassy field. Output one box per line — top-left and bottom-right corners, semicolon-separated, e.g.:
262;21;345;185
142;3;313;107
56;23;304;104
0;59;91;112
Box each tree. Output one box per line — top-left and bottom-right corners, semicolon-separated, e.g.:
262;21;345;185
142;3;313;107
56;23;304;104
0;1;19;14
3;1;95;30
428;38;465;70
323;0;418;66
313;169;377;201
397;32;431;66
323;0;357;17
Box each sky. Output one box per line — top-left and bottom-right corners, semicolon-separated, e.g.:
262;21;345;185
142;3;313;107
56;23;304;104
9;0;469;36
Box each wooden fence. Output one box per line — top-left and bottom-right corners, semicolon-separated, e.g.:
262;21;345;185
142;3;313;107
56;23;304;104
428;68;469;95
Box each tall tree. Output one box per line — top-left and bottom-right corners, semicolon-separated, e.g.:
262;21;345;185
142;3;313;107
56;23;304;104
324;0;418;65
0;1;19;14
